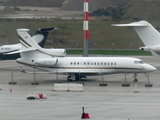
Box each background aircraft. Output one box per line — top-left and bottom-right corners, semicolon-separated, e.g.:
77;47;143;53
112;20;160;56
0;27;59;60
11;28;156;81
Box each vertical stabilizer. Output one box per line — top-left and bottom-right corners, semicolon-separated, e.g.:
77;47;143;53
33;27;56;47
17;29;41;50
112;21;160;46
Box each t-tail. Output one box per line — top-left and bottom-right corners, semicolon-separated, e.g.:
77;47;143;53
15;29;66;57
112;20;160;56
112;20;160;46
33;27;56;47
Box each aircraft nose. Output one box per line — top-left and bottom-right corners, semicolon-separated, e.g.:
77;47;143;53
144;64;157;71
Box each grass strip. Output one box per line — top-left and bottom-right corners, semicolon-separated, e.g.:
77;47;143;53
66;50;152;56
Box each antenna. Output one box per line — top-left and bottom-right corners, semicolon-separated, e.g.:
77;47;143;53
83;0;89;57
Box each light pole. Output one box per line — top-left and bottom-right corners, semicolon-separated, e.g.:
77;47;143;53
58;43;61;48
93;43;97;48
129;44;132;49
111;43;114;49
75;42;79;48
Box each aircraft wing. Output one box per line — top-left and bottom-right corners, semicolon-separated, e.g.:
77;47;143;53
4;48;37;55
19;66;53;74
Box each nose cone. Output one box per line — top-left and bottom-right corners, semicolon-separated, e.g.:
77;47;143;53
144;64;157;71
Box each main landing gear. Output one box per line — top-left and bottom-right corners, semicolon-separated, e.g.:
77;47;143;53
67;74;87;81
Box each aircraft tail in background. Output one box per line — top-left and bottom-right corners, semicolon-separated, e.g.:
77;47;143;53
33;27;56;47
112;21;160;47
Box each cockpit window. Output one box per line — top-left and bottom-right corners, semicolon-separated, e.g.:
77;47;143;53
134;61;139;64
134;61;144;64
139;61;144;64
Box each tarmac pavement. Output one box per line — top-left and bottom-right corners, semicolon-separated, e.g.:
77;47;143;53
0;55;160;120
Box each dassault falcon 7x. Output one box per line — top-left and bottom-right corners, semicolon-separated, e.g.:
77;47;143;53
0;27;65;60
13;29;156;81
112;20;160;56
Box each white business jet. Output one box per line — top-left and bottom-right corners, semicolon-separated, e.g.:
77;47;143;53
112;20;160;56
12;29;156;81
0;27;66;60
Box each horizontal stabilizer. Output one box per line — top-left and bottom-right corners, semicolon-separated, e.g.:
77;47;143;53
112;21;149;27
19;66;53;74
4;48;37;55
37;27;58;32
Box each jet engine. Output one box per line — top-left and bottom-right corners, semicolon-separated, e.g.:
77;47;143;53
43;48;66;57
139;46;149;51
35;58;58;67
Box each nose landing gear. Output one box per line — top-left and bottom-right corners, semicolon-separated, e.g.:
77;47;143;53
133;73;138;82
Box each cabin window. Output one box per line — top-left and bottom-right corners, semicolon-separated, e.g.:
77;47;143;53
70;62;73;65
114;62;116;65
104;62;106;65
87;62;89;65
97;62;99;65
74;62;76;65
94;62;96;65
101;62;103;65
84;62;86;65
108;62;110;65
111;62;113;65
91;62;93;65
32;60;34;62
77;62;79;65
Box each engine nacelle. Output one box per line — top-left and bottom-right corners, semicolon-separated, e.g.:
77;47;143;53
139;46;149;51
35;58;58;67
43;49;66;57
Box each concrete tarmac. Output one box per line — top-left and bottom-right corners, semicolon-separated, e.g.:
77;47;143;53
0;55;160;120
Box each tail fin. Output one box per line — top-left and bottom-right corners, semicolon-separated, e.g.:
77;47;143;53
112;20;160;46
17;29;66;57
18;29;41;50
32;27;56;47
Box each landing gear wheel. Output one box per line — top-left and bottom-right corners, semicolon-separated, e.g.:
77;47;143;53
67;76;72;81
75;75;80;81
134;78;138;82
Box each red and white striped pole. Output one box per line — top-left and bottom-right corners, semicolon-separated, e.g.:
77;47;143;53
83;0;89;57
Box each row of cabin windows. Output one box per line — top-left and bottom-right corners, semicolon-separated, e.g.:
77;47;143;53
70;62;116;66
